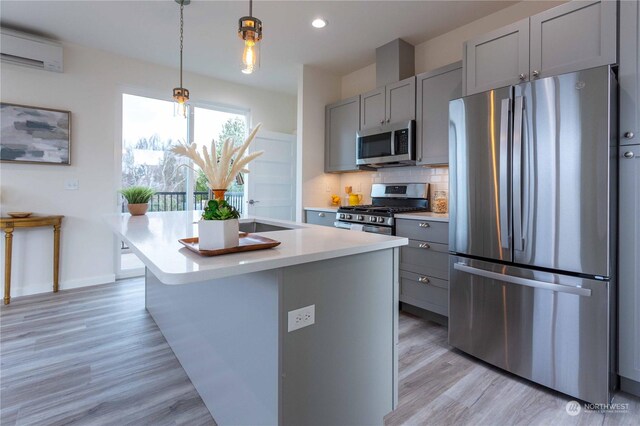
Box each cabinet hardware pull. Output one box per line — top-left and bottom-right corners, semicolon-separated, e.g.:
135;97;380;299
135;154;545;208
624;132;635;139
519;73;526;80
418;222;430;228
418;276;430;284
623;151;635;159
418;243;430;249
319;213;325;217
532;70;540;78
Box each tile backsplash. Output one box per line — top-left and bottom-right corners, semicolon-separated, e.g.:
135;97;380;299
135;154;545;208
337;165;448;206
372;166;449;192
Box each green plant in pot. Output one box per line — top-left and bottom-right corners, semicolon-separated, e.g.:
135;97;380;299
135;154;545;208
120;186;155;216
199;199;241;250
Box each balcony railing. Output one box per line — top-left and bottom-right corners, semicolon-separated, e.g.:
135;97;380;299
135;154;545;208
121;191;244;214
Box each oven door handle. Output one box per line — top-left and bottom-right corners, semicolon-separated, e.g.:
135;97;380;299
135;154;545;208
453;263;591;297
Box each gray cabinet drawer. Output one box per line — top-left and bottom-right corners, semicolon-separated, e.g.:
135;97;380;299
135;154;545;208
400;240;449;279
305;210;336;227
400;270;448;316
396;219;448;244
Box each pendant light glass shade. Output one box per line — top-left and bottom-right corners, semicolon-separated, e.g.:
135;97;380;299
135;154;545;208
173;0;190;118
238;0;262;74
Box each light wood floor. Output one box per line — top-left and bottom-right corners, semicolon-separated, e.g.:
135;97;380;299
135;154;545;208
1;278;638;425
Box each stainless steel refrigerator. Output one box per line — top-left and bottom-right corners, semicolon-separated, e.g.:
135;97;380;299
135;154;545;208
448;65;616;404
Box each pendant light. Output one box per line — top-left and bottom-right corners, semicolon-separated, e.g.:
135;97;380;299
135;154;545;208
173;0;190;118
238;0;262;74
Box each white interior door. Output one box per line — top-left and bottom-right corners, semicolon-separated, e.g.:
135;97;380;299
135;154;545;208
246;130;296;220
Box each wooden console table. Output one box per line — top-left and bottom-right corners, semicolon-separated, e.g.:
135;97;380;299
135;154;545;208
0;215;63;305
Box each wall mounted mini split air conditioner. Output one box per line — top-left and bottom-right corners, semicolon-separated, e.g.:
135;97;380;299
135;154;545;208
0;27;63;72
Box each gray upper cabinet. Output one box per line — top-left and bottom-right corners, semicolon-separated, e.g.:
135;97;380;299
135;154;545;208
464;18;529;96
386;76;416;124
360;77;416;130
360;88;386;130
416;62;462;165
620;0;640;147
464;0;617;96
325;96;360;173
618;145;640;386
529;0;617;80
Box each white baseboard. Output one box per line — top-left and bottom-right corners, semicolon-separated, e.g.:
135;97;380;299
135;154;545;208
10;274;117;298
116;268;145;280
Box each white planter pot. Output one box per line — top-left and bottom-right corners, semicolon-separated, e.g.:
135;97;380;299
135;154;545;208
198;219;239;250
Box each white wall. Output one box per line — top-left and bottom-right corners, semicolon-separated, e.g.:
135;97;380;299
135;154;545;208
296;65;342;218
0;42;296;298
341;0;565;98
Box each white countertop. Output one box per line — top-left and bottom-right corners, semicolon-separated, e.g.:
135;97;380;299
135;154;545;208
394;212;449;222
304;207;339;213
105;211;407;285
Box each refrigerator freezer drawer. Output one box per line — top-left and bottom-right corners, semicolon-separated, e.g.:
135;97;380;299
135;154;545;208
449;256;612;404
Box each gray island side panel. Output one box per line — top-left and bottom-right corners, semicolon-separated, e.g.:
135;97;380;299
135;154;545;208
280;248;398;425
145;268;281;425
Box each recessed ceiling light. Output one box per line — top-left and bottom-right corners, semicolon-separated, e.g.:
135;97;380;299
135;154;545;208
312;18;327;29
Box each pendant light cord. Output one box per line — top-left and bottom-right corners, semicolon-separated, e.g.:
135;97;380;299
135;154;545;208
179;0;184;89
249;0;252;17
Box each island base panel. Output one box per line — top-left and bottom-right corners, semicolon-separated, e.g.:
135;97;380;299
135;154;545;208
280;249;397;425
145;268;280;425
145;247;398;425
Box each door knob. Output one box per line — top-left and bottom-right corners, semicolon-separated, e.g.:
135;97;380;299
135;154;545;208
532;70;540;78
519;73;527;81
624;131;635;139
623;151;635;159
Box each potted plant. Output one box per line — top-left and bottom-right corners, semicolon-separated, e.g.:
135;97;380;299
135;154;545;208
198;199;242;249
120;186;155;216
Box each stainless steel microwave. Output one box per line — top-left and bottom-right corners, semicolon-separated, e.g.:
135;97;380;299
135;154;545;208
356;120;416;167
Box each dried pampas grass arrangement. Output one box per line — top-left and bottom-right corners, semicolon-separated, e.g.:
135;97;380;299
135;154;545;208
172;123;264;190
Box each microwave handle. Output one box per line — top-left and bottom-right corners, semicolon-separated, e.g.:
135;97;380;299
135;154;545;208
390;129;395;156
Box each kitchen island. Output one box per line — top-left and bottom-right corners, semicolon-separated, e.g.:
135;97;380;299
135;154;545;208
105;211;407;425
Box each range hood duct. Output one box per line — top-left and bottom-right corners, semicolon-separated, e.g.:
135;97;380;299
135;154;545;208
375;39;414;88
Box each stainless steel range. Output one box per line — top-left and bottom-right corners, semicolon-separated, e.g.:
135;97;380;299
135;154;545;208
334;183;429;235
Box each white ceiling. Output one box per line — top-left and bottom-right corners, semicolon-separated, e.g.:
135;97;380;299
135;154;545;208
0;1;518;94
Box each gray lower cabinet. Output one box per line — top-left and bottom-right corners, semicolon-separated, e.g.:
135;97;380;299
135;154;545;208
464;0;617;96
619;145;640;390
305;210;336;227
396;219;449;316
416;62;462;165
325;96;360;172
360;77;416;130
464;18;529;96
620;0;640;146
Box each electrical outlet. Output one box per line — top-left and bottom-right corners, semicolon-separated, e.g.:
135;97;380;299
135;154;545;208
326;185;331;192
287;304;315;332
64;179;79;190
357;182;362;192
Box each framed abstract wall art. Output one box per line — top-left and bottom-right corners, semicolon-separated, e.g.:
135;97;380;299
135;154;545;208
0;103;71;165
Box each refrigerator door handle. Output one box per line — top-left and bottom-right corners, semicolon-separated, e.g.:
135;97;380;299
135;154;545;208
453;262;592;297
499;98;511;249
512;95;524;251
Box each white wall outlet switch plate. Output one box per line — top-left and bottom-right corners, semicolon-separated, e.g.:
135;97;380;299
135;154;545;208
64;179;79;190
326;185;331;192
287;304;315;332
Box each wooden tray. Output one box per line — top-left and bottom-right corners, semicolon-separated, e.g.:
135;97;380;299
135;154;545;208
178;233;281;256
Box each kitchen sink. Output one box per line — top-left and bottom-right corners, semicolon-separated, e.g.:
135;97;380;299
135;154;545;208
239;220;296;233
